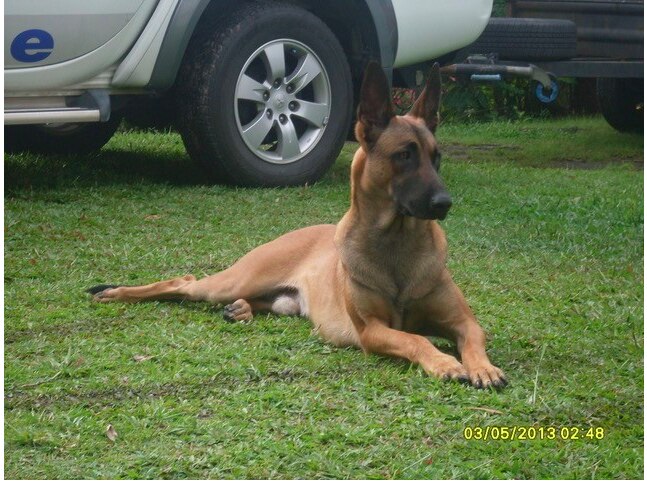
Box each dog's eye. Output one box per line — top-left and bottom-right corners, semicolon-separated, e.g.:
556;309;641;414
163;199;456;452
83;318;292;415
395;150;410;161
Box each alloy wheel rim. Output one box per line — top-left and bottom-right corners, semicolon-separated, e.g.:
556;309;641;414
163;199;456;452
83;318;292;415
234;39;331;164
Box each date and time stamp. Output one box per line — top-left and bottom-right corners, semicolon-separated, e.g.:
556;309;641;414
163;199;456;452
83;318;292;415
463;426;605;441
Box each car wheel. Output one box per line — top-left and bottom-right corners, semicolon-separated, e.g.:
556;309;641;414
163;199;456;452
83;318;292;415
4;115;122;155
596;77;643;133
177;1;353;186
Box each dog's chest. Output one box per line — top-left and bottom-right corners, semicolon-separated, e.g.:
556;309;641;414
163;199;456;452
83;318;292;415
344;234;442;303
390;251;440;303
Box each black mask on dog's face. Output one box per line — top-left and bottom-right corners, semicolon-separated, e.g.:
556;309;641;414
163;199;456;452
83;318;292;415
390;140;451;220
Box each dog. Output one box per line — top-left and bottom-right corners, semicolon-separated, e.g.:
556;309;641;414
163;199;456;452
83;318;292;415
89;62;506;389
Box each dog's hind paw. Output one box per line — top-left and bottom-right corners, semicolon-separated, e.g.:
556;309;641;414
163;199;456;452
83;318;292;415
223;299;253;322
86;284;121;300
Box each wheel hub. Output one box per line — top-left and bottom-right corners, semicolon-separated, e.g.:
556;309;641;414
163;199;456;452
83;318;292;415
272;90;288;111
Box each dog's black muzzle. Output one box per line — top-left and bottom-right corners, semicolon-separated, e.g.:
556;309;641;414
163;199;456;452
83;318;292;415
393;172;453;221
428;192;452;220
397;190;452;220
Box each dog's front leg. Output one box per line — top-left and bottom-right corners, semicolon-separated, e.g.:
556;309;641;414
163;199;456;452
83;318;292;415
360;321;469;381
344;281;468;382
415;270;507;389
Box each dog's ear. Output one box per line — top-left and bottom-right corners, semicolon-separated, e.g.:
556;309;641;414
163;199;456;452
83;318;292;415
356;62;394;148
408;63;442;133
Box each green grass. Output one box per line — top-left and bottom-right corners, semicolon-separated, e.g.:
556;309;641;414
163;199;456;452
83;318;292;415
5;116;644;479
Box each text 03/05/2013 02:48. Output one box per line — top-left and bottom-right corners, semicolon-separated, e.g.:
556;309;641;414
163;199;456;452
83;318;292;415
463;426;605;441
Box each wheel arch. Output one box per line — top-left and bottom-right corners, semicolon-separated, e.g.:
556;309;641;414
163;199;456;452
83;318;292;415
147;0;397;91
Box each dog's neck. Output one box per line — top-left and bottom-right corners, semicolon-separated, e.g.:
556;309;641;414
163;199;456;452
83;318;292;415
335;147;447;295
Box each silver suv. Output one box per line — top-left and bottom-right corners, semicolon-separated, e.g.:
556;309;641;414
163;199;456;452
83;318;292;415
5;0;493;186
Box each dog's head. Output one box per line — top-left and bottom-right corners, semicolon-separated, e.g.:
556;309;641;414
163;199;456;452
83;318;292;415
355;62;451;220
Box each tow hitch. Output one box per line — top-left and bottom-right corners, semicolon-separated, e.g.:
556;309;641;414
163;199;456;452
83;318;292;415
441;55;559;103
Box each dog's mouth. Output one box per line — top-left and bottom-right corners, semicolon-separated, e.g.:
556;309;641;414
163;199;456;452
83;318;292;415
399;206;450;221
429;207;450;220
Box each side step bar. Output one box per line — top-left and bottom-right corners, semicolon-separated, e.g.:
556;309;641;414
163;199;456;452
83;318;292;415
4;89;111;126
5;108;101;125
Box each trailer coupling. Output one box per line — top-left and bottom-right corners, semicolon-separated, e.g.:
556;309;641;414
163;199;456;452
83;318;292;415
441;55;559;103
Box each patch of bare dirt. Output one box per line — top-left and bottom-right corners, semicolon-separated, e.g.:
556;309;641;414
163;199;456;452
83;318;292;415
5;368;310;410
442;143;520;160
548;159;643;170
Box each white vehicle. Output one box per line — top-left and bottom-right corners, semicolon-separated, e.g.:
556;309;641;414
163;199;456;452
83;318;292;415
5;0;493;186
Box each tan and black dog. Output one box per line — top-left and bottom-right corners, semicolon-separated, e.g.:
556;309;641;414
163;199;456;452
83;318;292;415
89;63;506;389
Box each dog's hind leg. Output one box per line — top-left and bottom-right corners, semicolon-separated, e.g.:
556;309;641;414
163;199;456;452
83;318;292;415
88;262;272;305
89;274;204;303
88;224;334;320
89;271;265;323
88;237;294;305
89;274;299;324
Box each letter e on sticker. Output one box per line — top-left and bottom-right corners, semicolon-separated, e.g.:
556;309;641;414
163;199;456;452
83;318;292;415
11;29;54;63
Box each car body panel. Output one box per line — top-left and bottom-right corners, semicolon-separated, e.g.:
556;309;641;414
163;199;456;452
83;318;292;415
4;0;493;118
364;0;399;71
111;0;180;86
145;0;400;90
4;0;159;91
6;0;493;90
124;0;208;88
392;0;493;67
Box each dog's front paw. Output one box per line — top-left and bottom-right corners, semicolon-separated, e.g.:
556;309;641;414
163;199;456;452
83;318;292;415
424;354;469;383
465;362;507;389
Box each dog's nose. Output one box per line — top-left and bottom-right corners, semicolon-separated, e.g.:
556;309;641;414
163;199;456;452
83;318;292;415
429;192;452;219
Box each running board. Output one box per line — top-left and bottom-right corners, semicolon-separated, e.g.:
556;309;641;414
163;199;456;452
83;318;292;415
5;107;101;125
4;89;111;125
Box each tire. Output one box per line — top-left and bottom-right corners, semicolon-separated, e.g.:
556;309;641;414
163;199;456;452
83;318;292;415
465;18;577;61
5;115;122;155
176;1;353;186
596;78;644;133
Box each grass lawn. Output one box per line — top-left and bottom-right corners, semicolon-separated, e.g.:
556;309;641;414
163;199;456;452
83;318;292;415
4;116;644;479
